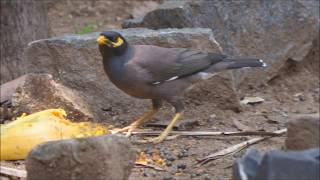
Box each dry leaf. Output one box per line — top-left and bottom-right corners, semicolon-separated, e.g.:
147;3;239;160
135;152;149;165
135;151;164;171
152;149;166;166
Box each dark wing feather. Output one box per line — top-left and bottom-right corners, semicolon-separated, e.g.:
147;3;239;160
128;45;226;84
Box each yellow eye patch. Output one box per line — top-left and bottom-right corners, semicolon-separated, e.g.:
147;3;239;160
112;37;124;47
97;36;124;48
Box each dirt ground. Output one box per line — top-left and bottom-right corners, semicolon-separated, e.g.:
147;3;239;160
1;0;319;180
47;0;160;36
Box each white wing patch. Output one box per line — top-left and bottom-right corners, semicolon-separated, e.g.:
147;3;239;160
198;72;216;80
151;76;179;85
259;59;267;67
165;76;179;82
152;81;161;85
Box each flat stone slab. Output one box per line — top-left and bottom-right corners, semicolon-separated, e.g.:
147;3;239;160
26;135;136;180
10;73;93;121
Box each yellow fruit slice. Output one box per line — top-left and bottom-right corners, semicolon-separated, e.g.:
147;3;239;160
0;109;108;160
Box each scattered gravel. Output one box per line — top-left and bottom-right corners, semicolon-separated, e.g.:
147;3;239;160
160;147;176;162
144;147;153;155
203;174;212;180
177;147;189;159
163;174;176;180
190;173;201;178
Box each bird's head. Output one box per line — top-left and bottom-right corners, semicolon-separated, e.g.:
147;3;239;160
97;31;127;56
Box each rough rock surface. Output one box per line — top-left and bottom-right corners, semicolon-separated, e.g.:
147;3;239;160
11;73;93;121
285;114;320;150
0;74;29;104
25;28;241;122
233;148;320;180
26;135;136;180
123;0;319;87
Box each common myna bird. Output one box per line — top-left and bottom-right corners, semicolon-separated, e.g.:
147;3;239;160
97;31;266;143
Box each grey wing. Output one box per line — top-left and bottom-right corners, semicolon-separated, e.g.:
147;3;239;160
128;45;225;84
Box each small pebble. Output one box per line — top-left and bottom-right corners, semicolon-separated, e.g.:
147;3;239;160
166;155;176;162
177;163;187;170
163;174;175;180
191;172;201;178
294;93;306;101
209;113;217;119
190;173;198;178
171;167;179;174
142;172;148;177
177;148;189;158
203;174;212;180
160;148;175;161
112;115;119;121
165;160;172;166
160;147;176;162
298;95;306;101
144;147;153;155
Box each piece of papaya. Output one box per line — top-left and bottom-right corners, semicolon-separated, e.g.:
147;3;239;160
0;109;108;160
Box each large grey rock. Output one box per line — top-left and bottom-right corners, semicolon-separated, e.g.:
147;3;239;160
10;73;93;121
233;148;320;180
26;135;136;180
123;0;319;87
25;28;241;122
285;114;320;150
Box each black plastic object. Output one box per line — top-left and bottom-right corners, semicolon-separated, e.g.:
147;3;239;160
233;148;320;180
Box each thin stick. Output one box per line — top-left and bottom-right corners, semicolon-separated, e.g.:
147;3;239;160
135;163;165;171
197;128;287;165
0;166;27;178
131;130;282;137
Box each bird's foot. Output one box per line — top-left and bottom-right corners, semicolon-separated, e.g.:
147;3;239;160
138;112;183;144
110;109;159;137
110;125;137;137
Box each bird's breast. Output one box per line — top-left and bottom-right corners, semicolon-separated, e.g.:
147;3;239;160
103;61;147;98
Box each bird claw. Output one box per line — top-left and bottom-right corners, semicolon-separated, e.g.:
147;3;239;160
110;125;136;137
125;129;133;137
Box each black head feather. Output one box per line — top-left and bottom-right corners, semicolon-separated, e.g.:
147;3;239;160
98;31;128;57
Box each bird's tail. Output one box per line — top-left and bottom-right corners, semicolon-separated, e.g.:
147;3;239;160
204;58;266;74
223;58;267;69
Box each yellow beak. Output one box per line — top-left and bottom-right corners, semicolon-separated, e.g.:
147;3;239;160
97;35;108;45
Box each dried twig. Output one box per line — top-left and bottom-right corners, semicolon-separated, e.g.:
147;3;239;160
0;166;27;178
232;118;252;131
197;128;287;165
135;163;165;171
145;119;200;130
131;130;282;137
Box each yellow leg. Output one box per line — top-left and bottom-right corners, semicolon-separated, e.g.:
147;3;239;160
140;112;183;144
111;109;159;137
